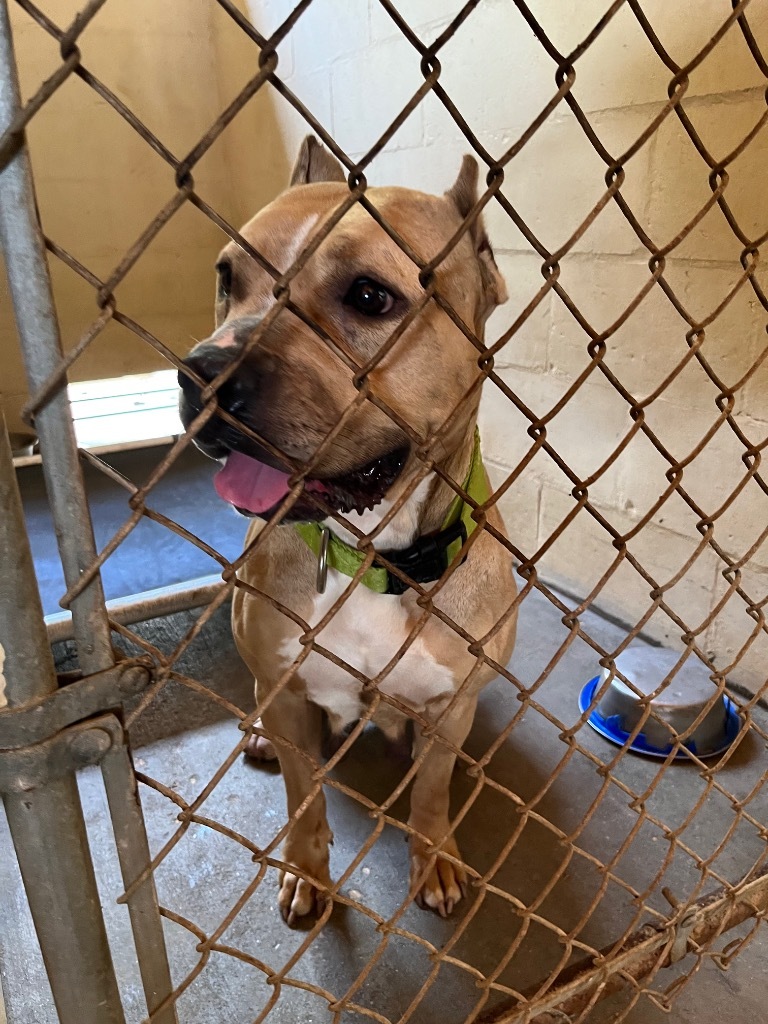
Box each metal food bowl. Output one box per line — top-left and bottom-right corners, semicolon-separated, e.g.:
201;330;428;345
579;646;740;759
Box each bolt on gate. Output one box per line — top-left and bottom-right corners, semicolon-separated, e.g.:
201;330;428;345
1;0;768;1022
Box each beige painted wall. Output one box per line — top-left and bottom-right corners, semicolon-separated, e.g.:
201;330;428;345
3;1;767;692
1;0;298;434
244;0;768;693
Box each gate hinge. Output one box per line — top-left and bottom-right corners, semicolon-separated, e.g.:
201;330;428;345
0;712;125;793
0;658;152;750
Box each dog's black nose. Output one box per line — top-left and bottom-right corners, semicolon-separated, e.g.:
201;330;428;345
179;343;234;391
178;317;263;412
178;343;258;426
178;318;268;445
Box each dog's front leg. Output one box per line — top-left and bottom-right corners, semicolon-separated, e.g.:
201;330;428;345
260;686;333;925
407;693;477;917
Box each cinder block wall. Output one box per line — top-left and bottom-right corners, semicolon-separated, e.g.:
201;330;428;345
248;0;768;693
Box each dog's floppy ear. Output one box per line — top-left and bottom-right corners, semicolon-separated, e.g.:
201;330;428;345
290;135;346;186
446;155;508;309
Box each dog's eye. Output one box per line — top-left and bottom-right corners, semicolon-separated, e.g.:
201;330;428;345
344;277;395;317
216;261;233;300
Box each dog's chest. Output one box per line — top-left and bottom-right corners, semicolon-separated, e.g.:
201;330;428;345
278;570;455;729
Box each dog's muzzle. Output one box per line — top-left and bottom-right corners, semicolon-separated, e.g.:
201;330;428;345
177;320;410;522
177;319;266;460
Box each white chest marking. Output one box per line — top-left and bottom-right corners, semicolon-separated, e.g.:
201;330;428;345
278;474;457;728
279;573;455;730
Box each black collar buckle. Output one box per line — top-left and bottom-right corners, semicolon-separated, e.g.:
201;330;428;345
379;518;468;596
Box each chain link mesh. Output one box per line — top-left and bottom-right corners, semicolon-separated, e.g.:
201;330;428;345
3;1;768;1022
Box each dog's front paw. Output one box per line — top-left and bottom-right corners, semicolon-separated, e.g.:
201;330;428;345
410;835;468;918
244;718;278;761
278;866;330;927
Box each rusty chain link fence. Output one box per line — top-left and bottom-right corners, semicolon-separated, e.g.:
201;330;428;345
1;0;768;1022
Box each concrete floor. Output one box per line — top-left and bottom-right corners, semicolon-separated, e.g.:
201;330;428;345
2;582;766;1024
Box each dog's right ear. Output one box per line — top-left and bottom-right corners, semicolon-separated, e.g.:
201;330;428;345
447;155;508;312
290;135;346;186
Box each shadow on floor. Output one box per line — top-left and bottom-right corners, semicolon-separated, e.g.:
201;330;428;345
3;581;766;1024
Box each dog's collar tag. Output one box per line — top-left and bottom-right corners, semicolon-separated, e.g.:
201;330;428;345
296;430;488;596
316;525;330;594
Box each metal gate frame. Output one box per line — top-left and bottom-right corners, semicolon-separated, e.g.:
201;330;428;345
2;1;768;1022
0;4;176;1020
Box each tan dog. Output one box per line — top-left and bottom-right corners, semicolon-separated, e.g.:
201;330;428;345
179;136;517;925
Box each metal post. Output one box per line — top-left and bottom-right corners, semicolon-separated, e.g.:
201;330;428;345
0;419;58;709
101;745;178;1024
0;415;127;1024
0;0;113;675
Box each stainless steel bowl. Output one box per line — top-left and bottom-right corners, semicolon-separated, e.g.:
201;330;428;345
586;646;734;758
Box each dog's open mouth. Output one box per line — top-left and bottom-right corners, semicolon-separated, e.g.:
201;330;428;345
214;446;409;520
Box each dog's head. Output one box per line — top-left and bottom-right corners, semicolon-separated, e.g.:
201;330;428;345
178;136;507;521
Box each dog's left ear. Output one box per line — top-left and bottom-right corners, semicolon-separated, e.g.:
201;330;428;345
290;135;346;186
446;155;508;309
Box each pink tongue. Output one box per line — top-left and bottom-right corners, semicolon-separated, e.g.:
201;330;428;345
214;451;292;514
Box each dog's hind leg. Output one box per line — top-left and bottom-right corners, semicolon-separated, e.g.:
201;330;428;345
260;686;334;926
407;692;477;917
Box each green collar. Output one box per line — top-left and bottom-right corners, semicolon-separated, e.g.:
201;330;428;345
294;429;489;595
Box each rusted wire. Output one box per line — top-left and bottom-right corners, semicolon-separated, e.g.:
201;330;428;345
4;0;768;1022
